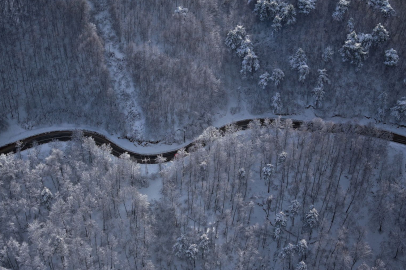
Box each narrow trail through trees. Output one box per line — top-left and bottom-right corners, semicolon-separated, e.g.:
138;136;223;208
1;118;405;163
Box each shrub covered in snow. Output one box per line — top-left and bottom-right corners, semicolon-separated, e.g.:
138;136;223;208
384;48;399;66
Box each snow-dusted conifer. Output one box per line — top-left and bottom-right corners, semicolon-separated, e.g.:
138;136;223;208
259;72;271;89
390;97;406;120
296;239;308;255
358;33;373;51
347;17;355;32
279;3;297;25
289;48;307;70
185;244;198;261
317;69;330;86
225;25;247;50
340;31;369;67
322;46;334;62
174;6;188;16
236;37;254;58
198;234;210;256
173;234;189;258
254;0;278;21
295;261;308;270
271;68;285;86
367;0;395;17
272;92;282;113
306;206;319;228
240;51;260;76
272;15;283;32
289;200;300;216
312;86;325;107
377;92;388;121
290;48;310;82
279;243;296;259
262;164;275;193
275;211;287;227
298;0;316;14
332;0;350;21
278;151;288;164
298;64;310;82
384;48;399;66
372;23;389;45
41;187;53;207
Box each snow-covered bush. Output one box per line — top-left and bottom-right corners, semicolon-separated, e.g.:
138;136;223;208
271;68;285;86
225;25;247;50
367;0;395;17
298;0;316;14
372;23;389;44
322;46;334;62
391;97;406;120
332;0;350;21
259;72;271;89
340;31;369;67
240;51;260;76
384;48;399;66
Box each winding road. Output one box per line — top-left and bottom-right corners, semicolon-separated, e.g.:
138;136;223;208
1;119;406;164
